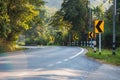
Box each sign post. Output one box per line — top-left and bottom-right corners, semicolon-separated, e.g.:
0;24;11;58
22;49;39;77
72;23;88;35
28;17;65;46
88;32;97;53
95;20;104;54
112;0;116;55
99;33;102;55
93;40;96;53
88;32;93;47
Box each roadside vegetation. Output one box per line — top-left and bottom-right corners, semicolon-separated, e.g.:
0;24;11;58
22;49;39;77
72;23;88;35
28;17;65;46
0;45;26;54
86;47;120;66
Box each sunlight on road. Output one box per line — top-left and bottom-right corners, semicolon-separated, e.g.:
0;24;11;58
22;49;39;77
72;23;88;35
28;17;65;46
0;68;88;80
0;47;86;80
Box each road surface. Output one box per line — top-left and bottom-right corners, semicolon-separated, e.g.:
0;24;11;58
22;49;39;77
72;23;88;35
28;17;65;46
0;46;120;80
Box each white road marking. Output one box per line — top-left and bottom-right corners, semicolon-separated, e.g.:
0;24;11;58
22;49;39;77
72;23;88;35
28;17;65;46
48;48;84;67
69;48;84;59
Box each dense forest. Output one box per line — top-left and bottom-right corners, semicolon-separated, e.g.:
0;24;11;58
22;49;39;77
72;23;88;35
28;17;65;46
0;0;120;51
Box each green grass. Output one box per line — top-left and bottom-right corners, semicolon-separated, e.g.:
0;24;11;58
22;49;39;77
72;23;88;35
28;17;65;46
86;47;120;66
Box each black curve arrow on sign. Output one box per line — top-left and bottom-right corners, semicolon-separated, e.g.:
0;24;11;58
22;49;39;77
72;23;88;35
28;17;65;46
96;21;102;32
90;32;92;38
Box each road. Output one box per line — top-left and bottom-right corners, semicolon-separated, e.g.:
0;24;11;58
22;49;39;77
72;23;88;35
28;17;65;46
0;46;120;80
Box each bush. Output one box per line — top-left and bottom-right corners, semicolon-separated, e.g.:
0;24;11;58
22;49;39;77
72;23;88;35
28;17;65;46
17;42;25;46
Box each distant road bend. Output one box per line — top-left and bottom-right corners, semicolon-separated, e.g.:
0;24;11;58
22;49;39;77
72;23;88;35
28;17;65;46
0;46;120;80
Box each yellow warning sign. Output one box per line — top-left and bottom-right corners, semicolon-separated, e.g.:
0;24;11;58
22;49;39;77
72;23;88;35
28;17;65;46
88;32;94;38
95;20;104;33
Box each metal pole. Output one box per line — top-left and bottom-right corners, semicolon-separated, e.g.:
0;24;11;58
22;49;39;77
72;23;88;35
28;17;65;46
94;40;97;53
112;0;116;55
91;38;92;48
69;34;71;46
99;33;101;55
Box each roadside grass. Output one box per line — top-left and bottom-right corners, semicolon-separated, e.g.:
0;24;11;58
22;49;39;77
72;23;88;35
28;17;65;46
0;45;27;54
86;47;120;66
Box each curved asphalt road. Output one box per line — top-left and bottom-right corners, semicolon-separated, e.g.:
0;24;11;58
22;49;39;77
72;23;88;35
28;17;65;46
0;46;120;80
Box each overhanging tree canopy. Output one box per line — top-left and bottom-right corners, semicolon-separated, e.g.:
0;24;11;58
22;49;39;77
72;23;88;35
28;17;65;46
0;0;44;51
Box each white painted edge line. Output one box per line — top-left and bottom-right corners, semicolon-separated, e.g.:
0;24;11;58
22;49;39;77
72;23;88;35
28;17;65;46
69;48;84;59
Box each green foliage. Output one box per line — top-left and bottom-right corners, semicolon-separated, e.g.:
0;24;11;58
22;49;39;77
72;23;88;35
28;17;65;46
0;1;10;38
90;1;120;49
25;6;50;46
50;0;89;44
102;2;120;48
116;47;120;53
61;0;88;32
92;5;104;20
7;0;40;31
0;0;44;51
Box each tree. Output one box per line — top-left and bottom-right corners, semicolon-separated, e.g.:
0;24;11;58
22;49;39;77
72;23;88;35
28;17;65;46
25;5;59;46
0;1;10;39
50;0;89;44
50;10;72;45
61;0;88;32
0;0;44;51
92;5;105;20
116;0;120;21
102;0;120;48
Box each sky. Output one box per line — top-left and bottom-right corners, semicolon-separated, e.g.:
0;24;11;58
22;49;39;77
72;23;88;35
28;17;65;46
44;0;112;11
90;0;112;10
44;0;63;9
